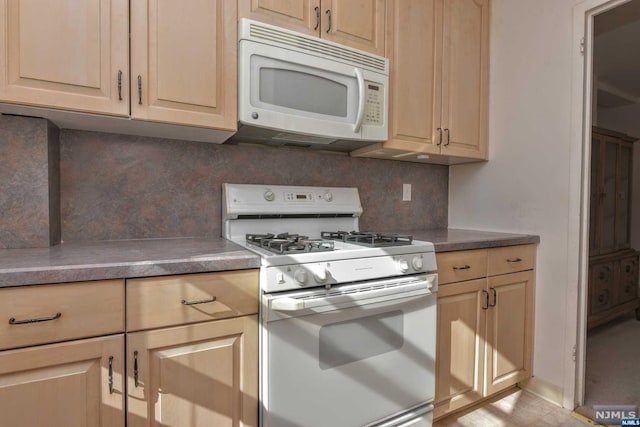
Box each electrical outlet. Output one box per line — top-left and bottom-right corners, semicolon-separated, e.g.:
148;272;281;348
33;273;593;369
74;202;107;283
402;184;411;201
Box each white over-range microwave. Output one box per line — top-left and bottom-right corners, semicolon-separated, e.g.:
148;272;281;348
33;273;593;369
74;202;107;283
235;18;389;149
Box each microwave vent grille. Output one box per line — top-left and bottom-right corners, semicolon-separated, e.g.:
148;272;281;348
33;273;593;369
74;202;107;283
249;23;387;73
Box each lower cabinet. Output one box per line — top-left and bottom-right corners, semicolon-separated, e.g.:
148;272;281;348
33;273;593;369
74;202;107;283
126;316;258;427
434;245;535;419
0;335;125;427
0;270;260;427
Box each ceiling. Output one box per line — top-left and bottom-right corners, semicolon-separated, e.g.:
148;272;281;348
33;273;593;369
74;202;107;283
594;0;640;108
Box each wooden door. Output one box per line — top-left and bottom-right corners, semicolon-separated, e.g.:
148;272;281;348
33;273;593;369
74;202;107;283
590;134;604;255
440;0;489;159
0;335;124;427
322;0;385;55
0;0;129;115
616;142;633;250
238;0;320;36
434;279;487;419
383;0;442;155
130;0;237;130
600;137;619;253
484;270;534;396
127;315;258;427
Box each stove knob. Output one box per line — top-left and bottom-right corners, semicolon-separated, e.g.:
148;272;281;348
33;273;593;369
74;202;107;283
264;190;275;202
398;259;409;273
313;268;329;283
294;269;308;284
324;191;333;202
412;256;424;271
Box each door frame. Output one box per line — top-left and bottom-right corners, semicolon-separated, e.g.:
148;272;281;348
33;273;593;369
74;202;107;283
567;0;635;409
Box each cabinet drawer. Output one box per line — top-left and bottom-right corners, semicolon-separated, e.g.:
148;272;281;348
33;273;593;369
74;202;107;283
618;255;639;304
437;249;487;285
0;280;125;350
488;245;536;276
127;270;259;331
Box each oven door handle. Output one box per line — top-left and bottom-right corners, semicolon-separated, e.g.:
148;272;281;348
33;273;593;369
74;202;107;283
270;275;436;313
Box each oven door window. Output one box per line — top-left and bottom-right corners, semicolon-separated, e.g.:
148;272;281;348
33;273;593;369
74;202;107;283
319;310;403;369
250;55;358;123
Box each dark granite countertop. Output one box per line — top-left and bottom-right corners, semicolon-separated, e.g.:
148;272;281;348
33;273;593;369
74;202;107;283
0;229;539;288
408;228;540;252
0;237;260;288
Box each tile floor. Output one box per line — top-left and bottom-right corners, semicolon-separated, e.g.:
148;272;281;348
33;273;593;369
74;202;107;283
434;388;594;427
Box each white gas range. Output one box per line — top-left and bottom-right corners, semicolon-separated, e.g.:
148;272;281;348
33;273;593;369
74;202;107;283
222;183;438;427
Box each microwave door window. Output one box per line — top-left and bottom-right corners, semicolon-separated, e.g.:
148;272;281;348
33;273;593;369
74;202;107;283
250;55;358;123
260;68;348;118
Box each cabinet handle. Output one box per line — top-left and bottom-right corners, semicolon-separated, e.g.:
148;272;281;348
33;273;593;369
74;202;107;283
325;9;331;33
489;287;497;307
137;75;142;105
9;312;61;325
444;128;450;146
482;289;489;310
453;265;471;270
108;356;114;394
437;128;443;146
133;350;139;387
117;70;123;101
314;6;320;31
181;296;217;305
507;258;523;263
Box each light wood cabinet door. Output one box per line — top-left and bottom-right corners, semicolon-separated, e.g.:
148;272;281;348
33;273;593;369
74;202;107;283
0;335;124;427
0;0;129;115
383;0;442;155
238;0;320;36
127;315;258;427
440;0;489;159
434;279;487;419
322;0;385;56
484;270;534;396
130;0;237;130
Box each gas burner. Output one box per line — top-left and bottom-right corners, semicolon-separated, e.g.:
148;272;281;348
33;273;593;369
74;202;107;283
321;231;414;247
246;233;335;255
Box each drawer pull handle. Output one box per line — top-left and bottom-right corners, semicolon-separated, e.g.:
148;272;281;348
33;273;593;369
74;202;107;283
489;287;497;307
108;356;114;394
181;296;217;306
9;312;61;325
482;289;489;310
453;265;471;270
134;351;139;387
507;258;522;263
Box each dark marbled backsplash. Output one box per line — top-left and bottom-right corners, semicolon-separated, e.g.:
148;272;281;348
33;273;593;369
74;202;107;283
0;116;60;248
60;130;448;242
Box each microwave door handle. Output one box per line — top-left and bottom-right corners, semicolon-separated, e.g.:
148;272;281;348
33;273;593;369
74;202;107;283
353;68;366;133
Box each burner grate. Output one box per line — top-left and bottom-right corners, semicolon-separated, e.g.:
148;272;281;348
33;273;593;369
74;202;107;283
246;233;335;255
321;231;413;247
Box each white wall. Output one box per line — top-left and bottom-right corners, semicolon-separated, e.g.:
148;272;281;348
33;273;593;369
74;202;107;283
598;104;640;250
448;0;582;404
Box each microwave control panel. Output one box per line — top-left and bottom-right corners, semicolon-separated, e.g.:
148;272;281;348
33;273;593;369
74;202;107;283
363;82;384;126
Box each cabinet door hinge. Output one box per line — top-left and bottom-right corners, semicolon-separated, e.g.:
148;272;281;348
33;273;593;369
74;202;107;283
572;344;577;361
580;38;585;55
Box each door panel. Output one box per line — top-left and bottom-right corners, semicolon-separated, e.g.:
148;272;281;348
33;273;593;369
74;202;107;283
323;0;384;55
485;271;533;396
383;0;441;154
434;279;486;419
131;0;237;129
238;0;320;36
440;0;488;159
0;0;128;115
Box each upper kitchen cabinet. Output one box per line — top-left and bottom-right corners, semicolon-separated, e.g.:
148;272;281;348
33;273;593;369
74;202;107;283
130;0;237;130
0;0;129;116
238;0;385;56
352;0;489;163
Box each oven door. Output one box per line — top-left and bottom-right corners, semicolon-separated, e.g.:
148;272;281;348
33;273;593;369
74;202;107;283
262;275;437;427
